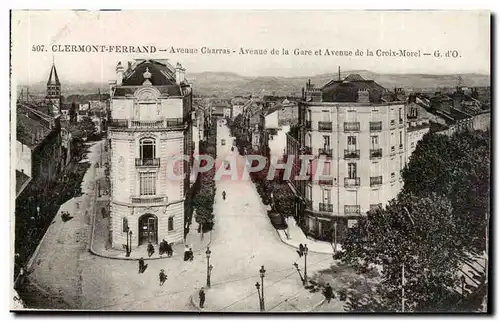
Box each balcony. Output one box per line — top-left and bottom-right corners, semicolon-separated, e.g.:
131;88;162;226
319;203;333;212
369;203;383;211
370;176;383;187
319;148;333;157
318;177;334;185
131;195;167;204
344;205;361;215
370;148;382;159
344;149;360;159
369;121;382;132
109;118;186;130
390;146;396;155
344;122;360;132
344;177;360;188
399;144;403;150
390;172;396;182
135;158;160;167
399;118;404;124
390;120;396;128
318;121;333;132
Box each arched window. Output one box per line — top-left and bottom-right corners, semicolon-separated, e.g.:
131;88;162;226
122;217;129;232
168;217;174;231
140;138;156;165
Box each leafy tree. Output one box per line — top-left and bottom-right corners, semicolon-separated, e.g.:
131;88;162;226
272;182;295;217
337;192;467;312
402;129;490;254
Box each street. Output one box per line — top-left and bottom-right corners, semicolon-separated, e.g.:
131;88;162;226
25;125;336;311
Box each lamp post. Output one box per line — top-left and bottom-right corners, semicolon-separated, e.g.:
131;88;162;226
126;230;132;257
255;282;263;312
333;222;338;253
206;247;212;287
259;265;266;311
303;244;308;285
293;262;304;283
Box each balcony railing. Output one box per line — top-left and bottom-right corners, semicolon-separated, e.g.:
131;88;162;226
344;177;360;188
131;195;167;204
344;122;360;132
399;144;403;150
135;158;160;167
369;121;382;131
318;177;334;185
318;121;333;131
319;148;333;157
319;203;333;212
390;120;396;127
369;203;383;211
399;118;404;124
370;148;382;159
370;176;383;187
390;146;396;154
109;118;185;129
345;205;361;215
344;149;360;159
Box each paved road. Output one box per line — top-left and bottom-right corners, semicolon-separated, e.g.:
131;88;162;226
27;125;334;311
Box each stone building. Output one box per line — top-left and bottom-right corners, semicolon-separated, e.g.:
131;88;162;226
108;59;193;249
286;74;429;243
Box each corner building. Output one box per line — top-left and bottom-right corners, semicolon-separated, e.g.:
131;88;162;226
108;59;193;249
287;74;429;243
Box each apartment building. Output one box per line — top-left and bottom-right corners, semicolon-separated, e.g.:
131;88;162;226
287;74;429;243
108;59;193;249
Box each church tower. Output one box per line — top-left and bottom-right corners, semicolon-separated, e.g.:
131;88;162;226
46;63;62;114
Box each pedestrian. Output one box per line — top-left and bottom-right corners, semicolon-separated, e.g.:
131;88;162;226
199;287;206;308
188;248;194;261
159;239;167;256
147;242;155;258
184;245;190;261
159;269;167;286
222;190;226;200
297;243;304;257
324;283;333;303
166;242;173;257
138;257;145;274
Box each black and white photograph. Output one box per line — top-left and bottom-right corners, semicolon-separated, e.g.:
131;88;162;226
9;10;491;313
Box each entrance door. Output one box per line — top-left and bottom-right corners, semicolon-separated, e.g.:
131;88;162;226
139;214;158;245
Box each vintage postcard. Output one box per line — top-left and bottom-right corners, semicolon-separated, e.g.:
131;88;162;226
10;10;491;312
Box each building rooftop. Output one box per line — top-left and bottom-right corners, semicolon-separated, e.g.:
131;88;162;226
321;74;388;103
121;59;179;87
47;63;60;86
17;106;54;149
16;170;31;197
113;85;182;97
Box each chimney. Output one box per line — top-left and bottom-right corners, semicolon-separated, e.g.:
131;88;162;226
357;89;370;103
116;61;124;86
175;63;182;85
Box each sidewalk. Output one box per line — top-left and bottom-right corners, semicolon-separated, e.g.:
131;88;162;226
276;217;343;254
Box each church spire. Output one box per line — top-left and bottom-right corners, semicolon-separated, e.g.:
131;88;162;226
47;63;60;86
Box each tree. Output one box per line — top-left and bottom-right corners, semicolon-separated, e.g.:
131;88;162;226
337;192;467;312
272;183;295;217
402;129;490;254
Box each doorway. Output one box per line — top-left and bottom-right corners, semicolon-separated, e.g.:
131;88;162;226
138;214;158;245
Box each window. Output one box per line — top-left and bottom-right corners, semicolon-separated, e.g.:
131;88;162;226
346;110;356;122
322;188;331;204
399;131;403;145
122;217;129;232
306;133;312;147
347;136;357;147
371;135;379;148
322;110;331;122
400;156;403;170
140;138;156;162
323;135;330;148
168;217;174;231
140;172;156;195
324;162;332;176
348;163;357;179
306;185;312;200
307;110;312;122
399;108;403;122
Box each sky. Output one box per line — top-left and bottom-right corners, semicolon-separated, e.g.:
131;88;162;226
11;10;491;85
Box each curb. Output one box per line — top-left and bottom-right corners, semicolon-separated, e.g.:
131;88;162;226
274;229;334;255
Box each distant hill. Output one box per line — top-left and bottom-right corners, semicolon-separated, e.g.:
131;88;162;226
16;70;490;98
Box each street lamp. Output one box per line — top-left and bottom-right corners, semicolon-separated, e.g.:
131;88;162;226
303;244;309;285
206;247;212;287
259;265;266;311
126;229;132;257
255;282;263;312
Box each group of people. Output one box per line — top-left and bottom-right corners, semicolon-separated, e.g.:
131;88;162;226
159;239;174;257
138;259;168;286
184;245;194;261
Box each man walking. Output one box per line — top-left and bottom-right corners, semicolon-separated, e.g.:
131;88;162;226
324;283;333;303
159;269;167;286
222;191;226;200
199;287;206;308
138;257;145;274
